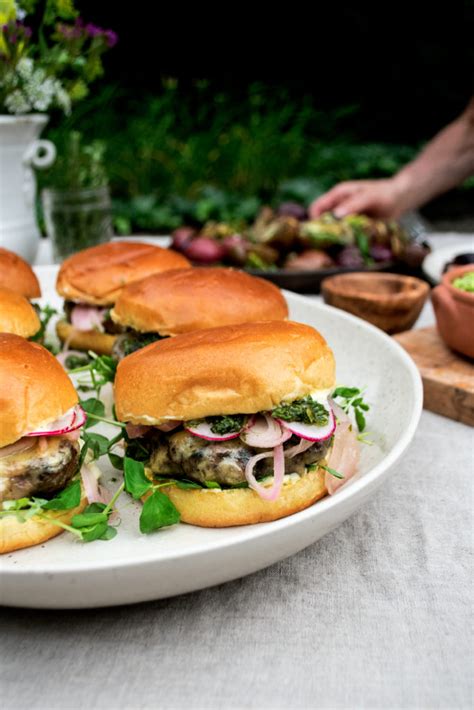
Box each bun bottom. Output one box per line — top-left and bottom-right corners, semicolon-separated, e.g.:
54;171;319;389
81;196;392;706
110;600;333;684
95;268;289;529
0;492;87;554
56;320;116;356
148;468;327;527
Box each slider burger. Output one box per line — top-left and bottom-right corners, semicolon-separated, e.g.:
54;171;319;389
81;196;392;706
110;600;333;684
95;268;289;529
109;267;289;358
0;287;40;338
0;334;94;553
55;241;191;355
0;246;41;299
114;320;359;527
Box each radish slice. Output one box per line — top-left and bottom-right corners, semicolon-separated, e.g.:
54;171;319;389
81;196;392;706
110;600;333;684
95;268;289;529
0;437;37;459
185;420;242;441
277;409;335;442
245;444;285;501
26;404;86;437
241;414;292;448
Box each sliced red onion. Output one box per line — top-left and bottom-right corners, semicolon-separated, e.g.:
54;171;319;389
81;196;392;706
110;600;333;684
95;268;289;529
185;420;242;441
284;437;315;458
26;404;86;437
0;437;36;459
244;444;285;501
70;305;107;332
125;423;151;439
156;421;182;433
277;409;335;442
241;414;292;448
81;462;107;504
325;403;360;495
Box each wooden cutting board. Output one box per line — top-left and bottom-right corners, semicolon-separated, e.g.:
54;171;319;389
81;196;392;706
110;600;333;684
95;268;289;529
394;327;474;426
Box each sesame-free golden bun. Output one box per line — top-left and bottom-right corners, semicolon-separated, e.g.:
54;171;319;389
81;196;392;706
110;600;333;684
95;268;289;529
115;320;335;424
56;241;191;306
144;466;328;527
110;267;288;335
0;247;41;299
0;487;87;554
0;334;78;447
0;288;40;338
56;319;117;356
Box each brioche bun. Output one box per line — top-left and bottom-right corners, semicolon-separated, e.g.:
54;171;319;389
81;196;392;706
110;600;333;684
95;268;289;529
0;247;41;299
145;467;327;527
56;319;117;356
0;334;78;447
0;287;40;338
115;320;335;424
56;241;191;306
0;489;87;554
110;267;288;335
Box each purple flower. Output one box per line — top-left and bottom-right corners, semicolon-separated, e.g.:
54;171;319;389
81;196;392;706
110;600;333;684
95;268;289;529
104;29;118;47
85;23;102;37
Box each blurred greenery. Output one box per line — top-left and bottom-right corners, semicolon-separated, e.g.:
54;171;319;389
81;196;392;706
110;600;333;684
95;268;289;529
40;80;425;232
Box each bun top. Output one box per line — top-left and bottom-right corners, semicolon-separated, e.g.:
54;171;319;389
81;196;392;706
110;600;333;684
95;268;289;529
0;334;78;447
0;288;41;338
56;241;191;306
115;320;335;424
110;267;288;335
0;247;41;299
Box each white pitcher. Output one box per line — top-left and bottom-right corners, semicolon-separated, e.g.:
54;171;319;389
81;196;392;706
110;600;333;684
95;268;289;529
0;114;56;262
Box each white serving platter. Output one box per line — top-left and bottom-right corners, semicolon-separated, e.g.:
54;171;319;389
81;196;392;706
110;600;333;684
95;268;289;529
0;266;422;609
422;240;474;284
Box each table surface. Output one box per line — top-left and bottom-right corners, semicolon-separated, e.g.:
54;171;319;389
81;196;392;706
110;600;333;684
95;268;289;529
2;233;473;710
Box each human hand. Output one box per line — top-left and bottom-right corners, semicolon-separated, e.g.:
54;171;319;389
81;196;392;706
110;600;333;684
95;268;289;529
309;178;406;219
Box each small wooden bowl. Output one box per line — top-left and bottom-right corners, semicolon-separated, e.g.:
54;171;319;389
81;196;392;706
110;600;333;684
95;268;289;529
321;272;430;334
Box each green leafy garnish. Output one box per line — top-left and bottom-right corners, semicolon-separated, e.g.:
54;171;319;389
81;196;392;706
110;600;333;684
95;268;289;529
187;415;245;436
42;480;82;510
124;457;151;500
123;456;180;533
116;331;166;358
31;304;58;352
203;481;221;489
332;386;370;432
321;465;345;480
272;397;329;426
65;353;90;369
80;397;126;430
68;352;117;393
139;490;180;533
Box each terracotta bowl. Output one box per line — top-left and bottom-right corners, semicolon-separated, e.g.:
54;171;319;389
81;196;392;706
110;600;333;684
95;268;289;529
431;264;474;359
321;272;430;334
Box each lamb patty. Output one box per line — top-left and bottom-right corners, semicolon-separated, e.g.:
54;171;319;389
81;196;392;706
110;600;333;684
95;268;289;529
148;430;331;486
0;437;80;502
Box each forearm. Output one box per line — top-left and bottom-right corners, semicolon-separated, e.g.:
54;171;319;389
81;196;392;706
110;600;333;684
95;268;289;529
392;97;474;211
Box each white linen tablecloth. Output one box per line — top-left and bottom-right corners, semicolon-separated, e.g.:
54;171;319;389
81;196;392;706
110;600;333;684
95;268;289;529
1;233;472;710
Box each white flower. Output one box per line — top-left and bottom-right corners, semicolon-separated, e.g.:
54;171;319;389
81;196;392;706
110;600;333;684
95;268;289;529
4;89;32;114
55;83;71;115
16;57;34;80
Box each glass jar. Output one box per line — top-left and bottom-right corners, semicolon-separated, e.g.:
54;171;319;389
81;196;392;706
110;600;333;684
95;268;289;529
42;185;113;261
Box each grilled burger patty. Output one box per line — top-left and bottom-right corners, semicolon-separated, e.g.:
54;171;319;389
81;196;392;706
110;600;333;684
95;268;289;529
0;436;80;502
148;430;331;486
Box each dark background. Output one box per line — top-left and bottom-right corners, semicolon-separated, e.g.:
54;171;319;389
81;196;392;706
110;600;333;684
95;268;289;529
80;2;473;142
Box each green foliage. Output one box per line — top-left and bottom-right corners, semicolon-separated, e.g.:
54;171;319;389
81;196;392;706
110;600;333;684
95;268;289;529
42;131;108;190
42;80;421;232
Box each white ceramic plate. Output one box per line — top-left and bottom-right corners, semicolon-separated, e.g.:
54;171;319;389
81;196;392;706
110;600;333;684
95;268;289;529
423;240;474;284
0;266;422;609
